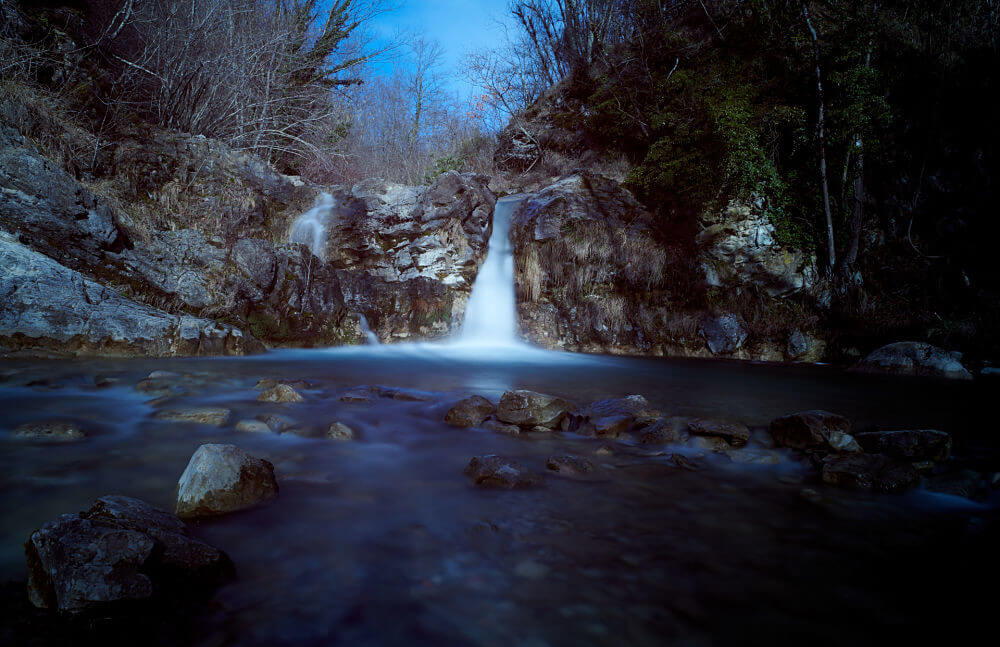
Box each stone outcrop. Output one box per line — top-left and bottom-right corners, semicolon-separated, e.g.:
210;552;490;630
25;495;232;612
821;454;920;493
853;430;952;462
856;342;973;380
0;234;254;358
174;444;278;518
697;200;817;298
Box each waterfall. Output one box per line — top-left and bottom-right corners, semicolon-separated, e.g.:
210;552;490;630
460;196;523;346
358;313;380;346
289;192;336;260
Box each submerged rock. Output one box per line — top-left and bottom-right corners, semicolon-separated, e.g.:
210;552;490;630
13;421;85;442
464;455;541;489
496;390;573;429
854;430;952;462
444;395;495;428
770;410;860;453
856;342;972;380
154;407;231;426
235;420;273;434
174;444;278;518
821;454;920;493
25;495;231;612
687;419;751;447
482;419;521;435
256;383;304;403
546;455;596;475
255;413;295;432
325;422;355;441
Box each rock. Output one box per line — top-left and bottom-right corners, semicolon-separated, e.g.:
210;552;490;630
926;469;985;500
786;329;825;362
699;315;748;355
496;390;574;428
0;235;255;358
668;454;700;471
444;395;495;427
13;421;85;442
463;455;541;489
25;495;231;611
567;395;663;437
235;419;273;434
689;436;732;452
155;407;231;426
546;455;596;475
853;430;952;462
339;387;376;403
725;448;782;465
770;410;861;453
255;413;295;432
821;454;920;493
325;422;355;440
687;419;751;447
256;383;304;403
638;418;690;445
174;444;278;518
856;342;972;380
482;419;521;435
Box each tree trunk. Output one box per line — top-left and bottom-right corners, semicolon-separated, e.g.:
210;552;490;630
802;3;836;271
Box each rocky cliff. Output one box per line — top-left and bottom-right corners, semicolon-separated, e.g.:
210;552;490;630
510;172;824;361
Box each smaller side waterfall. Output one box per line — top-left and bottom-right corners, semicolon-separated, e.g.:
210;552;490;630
358;313;380;346
289;193;336;260
460;196;523;346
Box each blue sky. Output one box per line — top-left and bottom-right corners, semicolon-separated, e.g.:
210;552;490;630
368;0;513;101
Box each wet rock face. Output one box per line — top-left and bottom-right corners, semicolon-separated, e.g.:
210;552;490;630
696;200;817;299
25;496;232;612
770;410;861;453
0;235;255;358
698;315;748;355
256;384;304;404
821;454;920;493
464;455;541;489
329;172;496;342
567;395;662;438
496;390;574;429
856;342;973;380
0;127;130;271
444;395;496;428
854;430;952;462
174;444;278;518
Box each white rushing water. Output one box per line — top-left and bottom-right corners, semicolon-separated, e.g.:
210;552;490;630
459;195;522;346
289;192;336;260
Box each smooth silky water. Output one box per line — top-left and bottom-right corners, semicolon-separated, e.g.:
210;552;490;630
1;196;997;645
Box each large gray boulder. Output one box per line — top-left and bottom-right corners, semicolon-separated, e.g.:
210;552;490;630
25;496;232;612
174;444;278;518
496;390;574;429
856;342;972;380
0;234;255;357
699;315;748;355
444;395;495;427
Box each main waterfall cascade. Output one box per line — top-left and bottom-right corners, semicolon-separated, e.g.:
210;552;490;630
459;195;522;346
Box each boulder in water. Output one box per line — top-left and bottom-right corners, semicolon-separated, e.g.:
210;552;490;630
821;454;920;493
174;444;278;518
856;342;972;380
546;455;596;475
444;395;495;427
25;495;232;611
638;418;691;445
496;390;574;429
325;422;355;440
154;407;231;426
256;383;304;403
770;410;860;453
464;455;541;489
854;429;952;462
687;419;751;447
